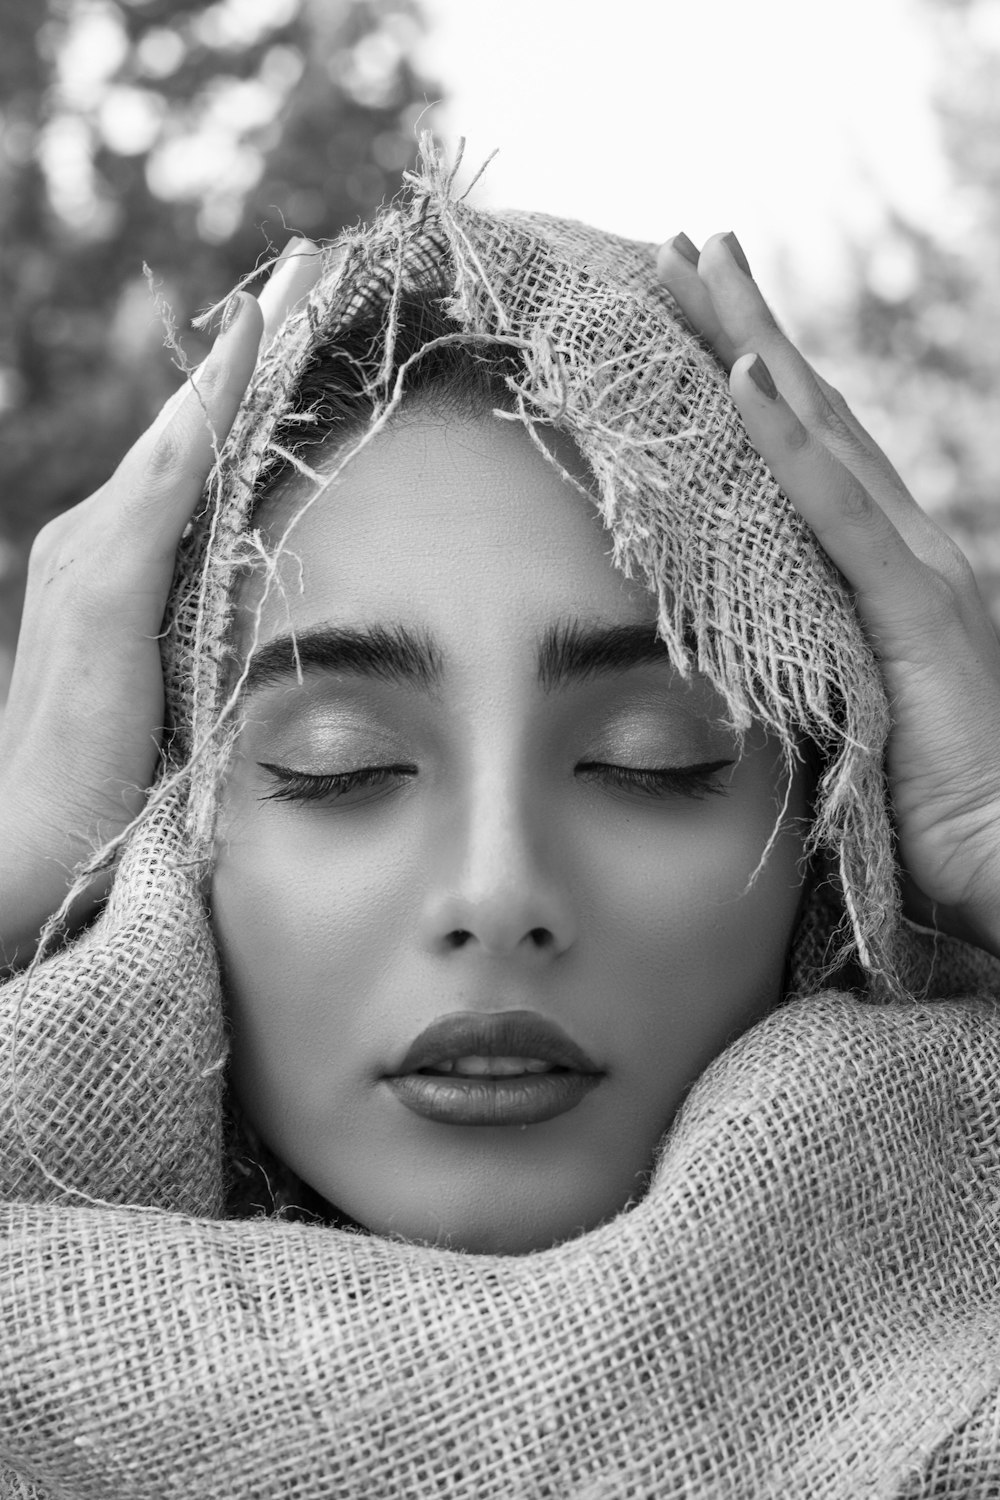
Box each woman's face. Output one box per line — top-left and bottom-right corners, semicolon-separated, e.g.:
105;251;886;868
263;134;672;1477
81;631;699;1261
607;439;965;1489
212;405;809;1254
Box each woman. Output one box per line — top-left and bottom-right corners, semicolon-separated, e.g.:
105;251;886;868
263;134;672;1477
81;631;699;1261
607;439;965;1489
2;143;1000;1494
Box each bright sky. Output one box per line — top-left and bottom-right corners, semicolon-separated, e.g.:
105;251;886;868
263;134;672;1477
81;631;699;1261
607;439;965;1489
417;0;952;315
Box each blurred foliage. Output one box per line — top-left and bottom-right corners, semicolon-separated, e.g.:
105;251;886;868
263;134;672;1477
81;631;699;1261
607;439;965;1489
4;0;1000;684
0;0;435;679
797;0;1000;625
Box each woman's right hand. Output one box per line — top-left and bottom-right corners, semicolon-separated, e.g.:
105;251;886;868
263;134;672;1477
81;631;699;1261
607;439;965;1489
0;238;323;971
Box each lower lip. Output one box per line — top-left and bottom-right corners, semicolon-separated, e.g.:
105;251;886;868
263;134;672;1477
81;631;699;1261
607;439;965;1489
385;1071;601;1126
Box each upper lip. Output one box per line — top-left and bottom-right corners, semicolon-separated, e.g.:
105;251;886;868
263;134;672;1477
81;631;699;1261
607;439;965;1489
390;1010;602;1076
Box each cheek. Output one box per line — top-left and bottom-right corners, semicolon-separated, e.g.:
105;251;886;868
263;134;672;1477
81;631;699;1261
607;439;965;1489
581;784;806;1106
210;800;420;1110
585;786;802;967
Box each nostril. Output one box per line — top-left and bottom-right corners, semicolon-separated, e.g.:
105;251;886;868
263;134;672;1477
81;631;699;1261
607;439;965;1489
444;927;555;951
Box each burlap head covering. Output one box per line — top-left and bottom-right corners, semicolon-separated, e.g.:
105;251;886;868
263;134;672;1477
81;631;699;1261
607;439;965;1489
3;140;1000;1498
167;144;896;990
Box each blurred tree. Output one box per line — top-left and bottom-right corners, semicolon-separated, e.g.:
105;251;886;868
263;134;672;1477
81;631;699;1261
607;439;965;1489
0;0;436;687
795;0;1000;625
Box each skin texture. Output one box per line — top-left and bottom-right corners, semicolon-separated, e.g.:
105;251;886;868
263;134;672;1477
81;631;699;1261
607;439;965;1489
211;410;810;1254
660;231;1000;959
4;223;1000;1250
0;238;324;971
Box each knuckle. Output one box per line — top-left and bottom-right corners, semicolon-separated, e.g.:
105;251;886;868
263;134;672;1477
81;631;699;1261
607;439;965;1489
814;388;854;447
914;561;962;622
135;387;216;501
25;523;108;621
143;423;190;490
818;377;849;416
27;509;85;581
930;531;977;591
27;495;136;600
838;477;874;523
27;513;66;567
782;416;811;454
190;359;223;401
786;371;856;453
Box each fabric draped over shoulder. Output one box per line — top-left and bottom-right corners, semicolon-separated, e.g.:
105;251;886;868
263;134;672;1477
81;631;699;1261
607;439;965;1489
3;139;1000;1497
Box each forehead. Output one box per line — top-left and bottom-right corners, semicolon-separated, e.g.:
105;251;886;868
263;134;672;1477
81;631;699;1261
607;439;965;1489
239;408;660;654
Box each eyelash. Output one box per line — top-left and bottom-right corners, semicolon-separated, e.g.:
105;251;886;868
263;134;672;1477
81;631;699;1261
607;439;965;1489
258;763;416;804
577;760;733;800
258;759;734;805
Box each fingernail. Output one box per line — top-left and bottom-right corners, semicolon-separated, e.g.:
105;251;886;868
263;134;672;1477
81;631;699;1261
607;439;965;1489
747;354;778;400
722;231;752;277
219;292;247;337
670;231;700;267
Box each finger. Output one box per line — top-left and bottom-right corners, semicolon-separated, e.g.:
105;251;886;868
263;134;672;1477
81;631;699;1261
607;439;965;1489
730;351;938;641
697;233;879;449
257;236;323;348
145;236;319;434
148;236;323;435
658;231;882;474
660;231;914;522
696;232;894;459
656;234;741;369
104;291;264;557
692;232;939;557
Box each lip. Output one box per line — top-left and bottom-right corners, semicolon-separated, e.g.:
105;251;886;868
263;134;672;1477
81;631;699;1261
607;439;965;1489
385;1010;604;1127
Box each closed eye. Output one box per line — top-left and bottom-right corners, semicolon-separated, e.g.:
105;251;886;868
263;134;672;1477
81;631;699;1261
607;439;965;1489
257;758;735;807
575;759;735;799
258;763;416;804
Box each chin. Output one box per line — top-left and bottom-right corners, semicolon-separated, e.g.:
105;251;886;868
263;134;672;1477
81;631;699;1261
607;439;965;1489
321;1161;647;1256
372;1206;603;1257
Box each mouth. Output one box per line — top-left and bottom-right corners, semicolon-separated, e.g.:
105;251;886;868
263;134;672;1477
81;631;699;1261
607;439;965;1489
384;1009;604;1126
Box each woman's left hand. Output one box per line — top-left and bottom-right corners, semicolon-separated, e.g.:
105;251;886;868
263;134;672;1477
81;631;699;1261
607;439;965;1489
658;230;1000;960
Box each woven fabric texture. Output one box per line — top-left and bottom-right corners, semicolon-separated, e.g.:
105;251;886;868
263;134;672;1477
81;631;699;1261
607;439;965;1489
3;141;1000;1497
164;154;898;984
4;980;1000;1498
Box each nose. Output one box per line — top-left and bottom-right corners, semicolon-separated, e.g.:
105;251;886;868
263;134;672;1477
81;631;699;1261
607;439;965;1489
419;777;577;959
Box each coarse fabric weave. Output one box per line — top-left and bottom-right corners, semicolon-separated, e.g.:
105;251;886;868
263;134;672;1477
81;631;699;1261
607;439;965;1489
3;140;1000;1498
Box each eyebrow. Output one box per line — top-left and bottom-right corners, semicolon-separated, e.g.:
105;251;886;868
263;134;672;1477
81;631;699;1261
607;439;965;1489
536;620;672;691
241;618;672;699
242;624;442;696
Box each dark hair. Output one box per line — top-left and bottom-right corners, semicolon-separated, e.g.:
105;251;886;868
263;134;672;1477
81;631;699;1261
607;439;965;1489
260;291;526;509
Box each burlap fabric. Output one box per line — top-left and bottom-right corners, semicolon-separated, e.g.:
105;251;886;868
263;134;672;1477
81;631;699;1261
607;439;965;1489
3;141;1000;1497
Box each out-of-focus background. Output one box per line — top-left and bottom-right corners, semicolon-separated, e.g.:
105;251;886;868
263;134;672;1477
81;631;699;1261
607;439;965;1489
2;0;999;700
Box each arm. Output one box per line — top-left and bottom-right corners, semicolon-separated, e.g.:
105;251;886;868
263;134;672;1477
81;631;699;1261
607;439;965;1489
0;243;323;1208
